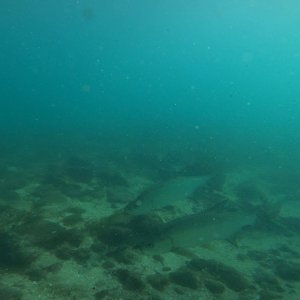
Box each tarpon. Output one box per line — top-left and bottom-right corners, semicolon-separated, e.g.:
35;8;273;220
125;176;209;215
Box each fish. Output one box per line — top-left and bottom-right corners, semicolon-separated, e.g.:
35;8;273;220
149;202;256;252
125;176;209;215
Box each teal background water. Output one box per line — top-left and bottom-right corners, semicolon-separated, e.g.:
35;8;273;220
1;0;300;171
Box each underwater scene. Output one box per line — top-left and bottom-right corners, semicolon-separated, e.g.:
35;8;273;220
1;1;300;299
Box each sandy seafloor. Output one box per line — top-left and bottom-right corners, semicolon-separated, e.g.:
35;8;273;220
0;139;300;300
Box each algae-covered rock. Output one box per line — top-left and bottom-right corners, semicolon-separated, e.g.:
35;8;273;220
169;268;199;289
254;269;284;293
20;220;83;250
188;258;249;291
62;213;83;226
274;260;300;281
94;290;110;300
147;274;169;291
102;260;115;269
205;279;225;294
0;285;22;300
99;226;134;247
106;247;135;265
114;269;145;291
0;232;33;270
54;246;90;264
258;290;283;300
